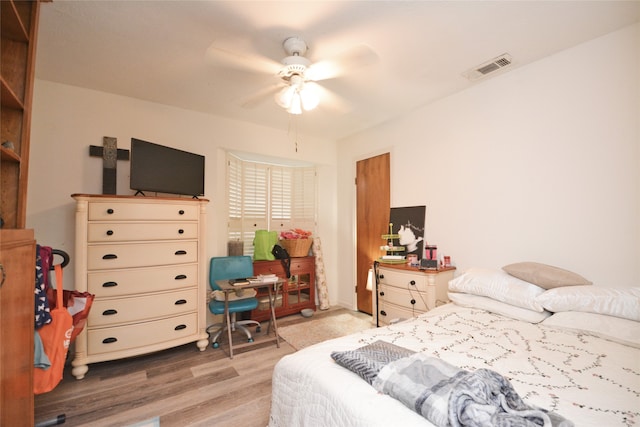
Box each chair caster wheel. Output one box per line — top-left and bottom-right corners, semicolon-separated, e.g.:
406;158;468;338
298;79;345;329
256;326;262;333
212;342;220;349
248;338;254;343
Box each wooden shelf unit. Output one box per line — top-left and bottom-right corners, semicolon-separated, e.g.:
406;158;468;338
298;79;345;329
251;256;316;321
0;2;42;425
1;0;41;229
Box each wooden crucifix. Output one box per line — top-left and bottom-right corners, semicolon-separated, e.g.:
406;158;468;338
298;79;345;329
89;136;130;195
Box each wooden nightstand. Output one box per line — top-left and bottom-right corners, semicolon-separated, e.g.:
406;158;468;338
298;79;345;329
374;263;455;326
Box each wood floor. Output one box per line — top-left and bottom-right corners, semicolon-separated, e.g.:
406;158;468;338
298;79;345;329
34;309;354;427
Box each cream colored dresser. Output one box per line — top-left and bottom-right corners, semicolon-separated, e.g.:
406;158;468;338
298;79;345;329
375;264;455;326
71;194;209;379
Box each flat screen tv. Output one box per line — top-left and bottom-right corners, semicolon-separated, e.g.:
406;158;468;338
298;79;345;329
130;138;205;197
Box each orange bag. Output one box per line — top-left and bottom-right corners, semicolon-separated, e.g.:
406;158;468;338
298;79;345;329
34;264;74;394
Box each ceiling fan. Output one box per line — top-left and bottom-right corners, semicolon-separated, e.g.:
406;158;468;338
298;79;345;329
205;36;378;114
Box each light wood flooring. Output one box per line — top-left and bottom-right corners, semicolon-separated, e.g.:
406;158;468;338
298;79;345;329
34;308;354;427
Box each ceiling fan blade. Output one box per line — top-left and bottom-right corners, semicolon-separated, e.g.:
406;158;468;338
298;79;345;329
307;44;379;81
205;42;281;75
309;82;352;113
240;83;284;109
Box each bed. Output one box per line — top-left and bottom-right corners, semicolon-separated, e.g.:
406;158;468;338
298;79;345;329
269;264;640;427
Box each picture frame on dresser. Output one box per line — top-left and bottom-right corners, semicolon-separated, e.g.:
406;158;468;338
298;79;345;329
70;194;209;380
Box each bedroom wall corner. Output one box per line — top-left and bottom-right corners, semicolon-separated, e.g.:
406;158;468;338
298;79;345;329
337;22;640;306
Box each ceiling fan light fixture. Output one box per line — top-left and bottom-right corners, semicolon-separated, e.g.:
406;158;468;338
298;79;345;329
299;85;319;111
275;75;319;115
275;84;297;109
287;94;303;115
273;38;323;115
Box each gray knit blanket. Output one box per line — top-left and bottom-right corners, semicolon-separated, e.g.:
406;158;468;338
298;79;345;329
331;341;573;427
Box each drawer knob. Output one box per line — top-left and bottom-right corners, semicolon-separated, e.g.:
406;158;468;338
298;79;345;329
102;309;118;316
107;208;114;214
178;210;185;215
102;254;118;260
379;274;384;279
174;299;187;305
380;310;387;316
178;229;184;234
102;337;118;344
174;324;187;331
174;250;187;256
379;291;385;296
175;274;187;280
102;281;118;288
410;280;416;286
106;230;114;236
410;299;416;305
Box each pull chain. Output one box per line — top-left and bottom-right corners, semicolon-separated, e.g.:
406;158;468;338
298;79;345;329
287;114;300;152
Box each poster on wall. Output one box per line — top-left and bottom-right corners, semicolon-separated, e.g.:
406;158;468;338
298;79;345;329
390;205;426;259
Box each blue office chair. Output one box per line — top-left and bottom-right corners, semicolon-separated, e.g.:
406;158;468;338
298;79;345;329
206;256;261;349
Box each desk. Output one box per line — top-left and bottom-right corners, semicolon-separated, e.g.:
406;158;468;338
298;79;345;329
215;279;282;358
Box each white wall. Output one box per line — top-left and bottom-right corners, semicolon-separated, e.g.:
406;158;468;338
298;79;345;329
337;23;639;306
27;83;339;303
28;23;639;312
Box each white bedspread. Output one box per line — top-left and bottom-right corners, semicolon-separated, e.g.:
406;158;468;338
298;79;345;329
269;304;639;427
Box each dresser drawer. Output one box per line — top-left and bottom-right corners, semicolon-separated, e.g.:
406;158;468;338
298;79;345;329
253;262;282;276
378;268;429;291
378;283;433;312
88;241;198;269
377;301;424;326
88;264;198;297
87;313;198;355
89;202;199;221
290;257;315;274
87;222;198;242
253;256;315;275
88;288;197;327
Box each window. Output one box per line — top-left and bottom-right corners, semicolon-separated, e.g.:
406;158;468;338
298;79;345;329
227;153;317;256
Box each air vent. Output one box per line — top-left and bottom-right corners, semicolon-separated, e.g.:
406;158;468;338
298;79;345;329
463;53;513;81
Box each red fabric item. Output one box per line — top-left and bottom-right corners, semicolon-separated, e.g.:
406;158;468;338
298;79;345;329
46;287;94;343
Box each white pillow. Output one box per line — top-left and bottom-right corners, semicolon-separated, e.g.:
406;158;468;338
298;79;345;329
448;268;545;312
448;292;551;323
542;311;640;349
536;286;640;321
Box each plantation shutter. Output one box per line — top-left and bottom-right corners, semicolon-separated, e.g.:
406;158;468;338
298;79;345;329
227;156;269;256
227;153;316;256
290;167;316;232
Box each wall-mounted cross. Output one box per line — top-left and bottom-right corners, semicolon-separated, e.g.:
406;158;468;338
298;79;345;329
89;136;130;195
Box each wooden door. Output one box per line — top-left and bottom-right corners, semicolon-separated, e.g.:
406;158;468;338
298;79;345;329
355;153;390;314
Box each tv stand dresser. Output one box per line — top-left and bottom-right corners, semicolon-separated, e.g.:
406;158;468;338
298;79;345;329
71;194;209;379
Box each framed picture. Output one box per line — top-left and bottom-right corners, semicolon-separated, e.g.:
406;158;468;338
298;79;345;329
390;205;425;259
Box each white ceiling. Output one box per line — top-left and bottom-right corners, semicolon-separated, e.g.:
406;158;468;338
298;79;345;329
35;1;640;141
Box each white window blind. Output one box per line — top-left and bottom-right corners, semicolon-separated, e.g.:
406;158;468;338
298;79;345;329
227;153;317;256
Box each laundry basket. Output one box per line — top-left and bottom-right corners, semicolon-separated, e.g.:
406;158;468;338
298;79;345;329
279;238;313;257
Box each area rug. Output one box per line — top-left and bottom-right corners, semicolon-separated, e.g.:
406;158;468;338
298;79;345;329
278;312;374;350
